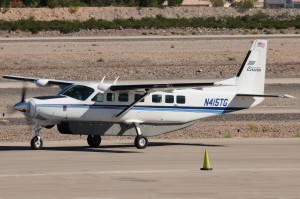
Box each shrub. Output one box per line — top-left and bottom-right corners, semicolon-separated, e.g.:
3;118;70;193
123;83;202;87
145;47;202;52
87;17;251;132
88;0;105;6
210;0;224;7
232;0;258;8
68;6;78;14
137;0;164;7
10;0;24;7
167;0;183;6
123;0;137;6
0;15;299;33
47;0;87;8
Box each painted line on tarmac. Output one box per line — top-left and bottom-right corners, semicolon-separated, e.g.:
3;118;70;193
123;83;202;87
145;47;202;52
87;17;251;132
0;169;193;178
1;168;300;178
224;168;300;172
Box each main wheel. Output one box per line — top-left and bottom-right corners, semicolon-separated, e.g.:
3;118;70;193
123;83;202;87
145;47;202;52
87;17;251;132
30;136;43;150
134;135;148;149
87;135;101;147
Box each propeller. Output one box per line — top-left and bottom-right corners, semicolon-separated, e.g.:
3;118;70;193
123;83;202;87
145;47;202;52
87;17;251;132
13;82;29;112
4;83;34;132
21;84;27;102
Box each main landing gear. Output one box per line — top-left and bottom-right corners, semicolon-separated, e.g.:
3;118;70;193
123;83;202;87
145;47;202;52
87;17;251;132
31;126;43;150
133;123;148;149
87;135;101;147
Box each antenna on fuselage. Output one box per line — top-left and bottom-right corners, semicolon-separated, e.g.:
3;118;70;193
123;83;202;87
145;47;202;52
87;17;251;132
113;76;119;85
100;76;106;84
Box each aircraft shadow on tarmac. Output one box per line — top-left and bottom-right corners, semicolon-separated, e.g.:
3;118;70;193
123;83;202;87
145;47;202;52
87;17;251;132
0;142;225;153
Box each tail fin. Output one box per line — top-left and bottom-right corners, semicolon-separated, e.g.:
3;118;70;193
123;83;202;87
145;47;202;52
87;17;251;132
236;39;267;94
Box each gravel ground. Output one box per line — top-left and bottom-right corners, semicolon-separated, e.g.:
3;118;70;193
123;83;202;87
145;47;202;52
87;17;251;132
1;7;300;22
0;115;299;143
0;38;299;80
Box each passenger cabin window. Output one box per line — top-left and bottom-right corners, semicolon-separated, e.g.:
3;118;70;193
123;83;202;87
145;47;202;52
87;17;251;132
152;94;162;103
118;93;129;102
135;94;145;102
107;93;115;102
58;85;94;101
176;95;186;104
165;95;174;103
92;92;104;102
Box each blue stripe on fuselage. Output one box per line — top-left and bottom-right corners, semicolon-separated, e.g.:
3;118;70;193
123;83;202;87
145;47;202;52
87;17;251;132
36;104;243;113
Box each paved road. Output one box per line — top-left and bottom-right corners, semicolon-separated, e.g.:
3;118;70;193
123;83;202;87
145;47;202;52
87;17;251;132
0;139;299;198
1;34;300;43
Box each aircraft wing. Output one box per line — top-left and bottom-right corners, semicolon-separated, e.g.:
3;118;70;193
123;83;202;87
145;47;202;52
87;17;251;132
236;94;296;98
110;82;220;91
3;75;76;88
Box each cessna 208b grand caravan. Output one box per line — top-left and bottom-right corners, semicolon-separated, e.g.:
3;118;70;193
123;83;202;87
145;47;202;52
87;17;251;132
3;39;295;150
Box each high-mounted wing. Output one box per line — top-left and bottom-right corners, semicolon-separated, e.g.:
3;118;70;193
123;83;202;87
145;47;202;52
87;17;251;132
3;75;76;88
110;82;220;91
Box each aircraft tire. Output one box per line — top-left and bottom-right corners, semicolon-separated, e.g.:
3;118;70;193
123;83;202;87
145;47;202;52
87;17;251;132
30;136;43;150
134;135;148;149
87;135;101;147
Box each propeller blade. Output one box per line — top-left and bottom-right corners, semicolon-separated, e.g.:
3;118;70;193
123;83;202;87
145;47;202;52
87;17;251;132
21;85;27;102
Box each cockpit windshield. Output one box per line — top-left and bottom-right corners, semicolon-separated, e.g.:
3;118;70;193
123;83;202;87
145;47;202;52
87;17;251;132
57;85;94;101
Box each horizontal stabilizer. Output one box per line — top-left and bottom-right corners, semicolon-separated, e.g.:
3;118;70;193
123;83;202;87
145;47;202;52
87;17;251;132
236;94;296;99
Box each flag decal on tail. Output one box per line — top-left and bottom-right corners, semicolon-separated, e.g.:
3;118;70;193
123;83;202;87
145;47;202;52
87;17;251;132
247;61;256;65
257;42;265;48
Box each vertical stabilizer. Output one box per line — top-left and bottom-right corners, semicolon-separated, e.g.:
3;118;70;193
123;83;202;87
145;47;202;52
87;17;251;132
236;40;267;94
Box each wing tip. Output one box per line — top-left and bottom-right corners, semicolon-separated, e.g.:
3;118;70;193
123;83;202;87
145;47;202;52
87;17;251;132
282;94;297;99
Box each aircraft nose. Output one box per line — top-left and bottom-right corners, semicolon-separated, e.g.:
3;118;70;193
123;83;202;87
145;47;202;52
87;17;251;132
13;102;28;112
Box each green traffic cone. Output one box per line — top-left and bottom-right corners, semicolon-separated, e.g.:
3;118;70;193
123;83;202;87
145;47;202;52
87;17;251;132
201;149;213;170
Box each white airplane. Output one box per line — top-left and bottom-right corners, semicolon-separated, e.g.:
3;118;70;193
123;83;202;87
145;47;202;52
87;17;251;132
3;39;295;150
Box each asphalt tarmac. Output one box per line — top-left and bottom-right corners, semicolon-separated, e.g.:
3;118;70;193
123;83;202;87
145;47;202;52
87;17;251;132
0;138;300;198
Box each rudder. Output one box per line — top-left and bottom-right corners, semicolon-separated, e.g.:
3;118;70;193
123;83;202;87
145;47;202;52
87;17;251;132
236;40;267;94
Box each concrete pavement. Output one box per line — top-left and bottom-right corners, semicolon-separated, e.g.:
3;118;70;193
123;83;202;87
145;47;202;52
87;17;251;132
0;138;300;198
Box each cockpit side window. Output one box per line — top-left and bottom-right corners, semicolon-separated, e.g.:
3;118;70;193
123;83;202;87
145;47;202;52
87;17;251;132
91;92;104;102
57;85;74;96
59;85;94;101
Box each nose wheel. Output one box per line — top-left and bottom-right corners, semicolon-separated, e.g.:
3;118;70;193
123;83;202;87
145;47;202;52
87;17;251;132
134;135;148;149
133;123;148;149
31;126;43;150
31;136;43;150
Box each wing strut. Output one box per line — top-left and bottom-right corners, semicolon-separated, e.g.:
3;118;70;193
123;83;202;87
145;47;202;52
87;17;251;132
115;90;150;118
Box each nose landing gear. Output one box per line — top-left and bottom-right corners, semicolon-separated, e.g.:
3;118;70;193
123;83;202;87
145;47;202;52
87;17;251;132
134;135;148;149
133;123;148;149
31;126;43;150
